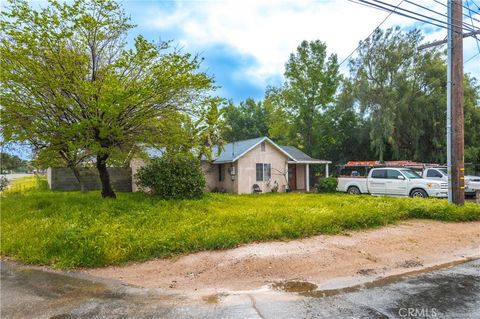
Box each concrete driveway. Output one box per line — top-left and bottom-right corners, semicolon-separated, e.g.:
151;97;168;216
1;259;479;319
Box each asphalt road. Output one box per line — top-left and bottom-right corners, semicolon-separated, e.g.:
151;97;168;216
1;259;479;319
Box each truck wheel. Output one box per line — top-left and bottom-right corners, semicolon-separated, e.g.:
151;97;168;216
347;186;361;195
410;189;428;198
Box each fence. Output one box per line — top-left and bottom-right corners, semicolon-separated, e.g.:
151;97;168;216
47;167;132;192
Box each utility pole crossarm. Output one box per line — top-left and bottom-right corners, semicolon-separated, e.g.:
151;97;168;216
418;29;480;50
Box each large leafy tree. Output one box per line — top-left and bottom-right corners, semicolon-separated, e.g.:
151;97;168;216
269;40;341;157
348;26;480;163
464;76;480;169
1;0;216;198
222;98;269;142
0;152;28;173
349;27;422;161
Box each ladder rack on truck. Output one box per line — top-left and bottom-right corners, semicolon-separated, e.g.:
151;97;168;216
336;161;444;177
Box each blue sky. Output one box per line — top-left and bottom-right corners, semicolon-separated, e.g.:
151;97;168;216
3;0;480;159
121;0;480;103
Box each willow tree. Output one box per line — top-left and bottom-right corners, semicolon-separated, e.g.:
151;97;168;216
1;0;215;198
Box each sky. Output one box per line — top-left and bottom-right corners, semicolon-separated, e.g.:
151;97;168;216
121;0;480;103
3;0;480;159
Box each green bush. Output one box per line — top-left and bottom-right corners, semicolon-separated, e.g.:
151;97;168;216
0;176;9;191
136;155;205;199
317;177;338;193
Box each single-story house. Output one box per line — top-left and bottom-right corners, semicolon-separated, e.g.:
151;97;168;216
132;136;331;194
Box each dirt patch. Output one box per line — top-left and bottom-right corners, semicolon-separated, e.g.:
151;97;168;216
85;220;480;295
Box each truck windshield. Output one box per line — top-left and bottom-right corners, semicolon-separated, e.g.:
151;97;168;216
400;169;422;179
438;168;447;176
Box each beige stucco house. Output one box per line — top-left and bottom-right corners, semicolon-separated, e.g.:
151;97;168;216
133;136;330;194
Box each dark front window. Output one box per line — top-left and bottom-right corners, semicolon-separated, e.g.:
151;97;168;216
386;170;403;179
427;169;443;178
371;169;387;179
256;163;271;181
400;169;422;179
218;164;224;181
261;141;266;152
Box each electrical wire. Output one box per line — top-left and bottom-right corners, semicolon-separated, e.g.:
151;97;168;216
350;0;447;30
470;0;480;11
359;0;476;32
465;52;480;63
403;0;480;30
433;0;480;21
340;0;404;67
465;0;480;55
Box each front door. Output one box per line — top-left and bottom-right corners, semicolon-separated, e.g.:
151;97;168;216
288;164;297;190
386;169;408;196
368;169;386;195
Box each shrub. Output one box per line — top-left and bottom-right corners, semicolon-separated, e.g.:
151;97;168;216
0;176;9;191
136;154;205;199
317;177;338;193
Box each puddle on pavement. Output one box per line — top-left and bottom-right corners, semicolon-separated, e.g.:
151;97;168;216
271;281;318;294
202;294;221;304
272;258;477;298
7;266;111;300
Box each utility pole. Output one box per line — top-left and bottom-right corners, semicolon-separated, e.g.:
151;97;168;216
449;0;465;205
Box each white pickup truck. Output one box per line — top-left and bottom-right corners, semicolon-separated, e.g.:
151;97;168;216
422;167;480;196
337;167;448;198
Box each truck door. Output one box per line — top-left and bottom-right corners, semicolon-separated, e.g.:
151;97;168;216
386;169;407;196
368;169;386;194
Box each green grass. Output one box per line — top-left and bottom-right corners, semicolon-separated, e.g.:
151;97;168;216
1;178;479;268
2;176;43;193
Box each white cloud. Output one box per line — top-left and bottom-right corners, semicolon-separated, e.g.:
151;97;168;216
140;0;479;86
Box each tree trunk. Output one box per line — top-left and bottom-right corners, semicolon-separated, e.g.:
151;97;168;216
96;155;116;199
70;166;86;193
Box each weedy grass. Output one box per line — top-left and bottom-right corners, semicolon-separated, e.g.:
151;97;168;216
1;177;479;268
2;175;45;193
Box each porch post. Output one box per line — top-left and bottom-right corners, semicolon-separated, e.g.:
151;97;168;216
325;163;329;177
285;162;289;191
306;163;310;192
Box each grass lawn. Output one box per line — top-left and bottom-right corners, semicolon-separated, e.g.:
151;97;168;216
1;177;479;268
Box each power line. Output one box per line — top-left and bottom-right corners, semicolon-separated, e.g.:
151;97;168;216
470;0;480;11
466;0;480;55
340;0;404;67
433;0;480;21
359;0;477;32
351;0;448;30
403;0;480;30
465;52;480;63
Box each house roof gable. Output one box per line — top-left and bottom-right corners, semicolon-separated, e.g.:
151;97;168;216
211;136;330;164
211;136;293;163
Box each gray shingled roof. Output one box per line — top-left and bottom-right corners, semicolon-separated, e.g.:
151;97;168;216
146;136;331;164
211;136;267;163
279;145;317;162
210;136;330;164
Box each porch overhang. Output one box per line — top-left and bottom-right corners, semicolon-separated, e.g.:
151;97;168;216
286;160;331;192
287;160;332;164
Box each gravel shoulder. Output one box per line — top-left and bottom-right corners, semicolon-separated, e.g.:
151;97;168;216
84;220;480;296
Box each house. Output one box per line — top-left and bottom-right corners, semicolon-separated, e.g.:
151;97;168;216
203;136;331;193
132;136;331;194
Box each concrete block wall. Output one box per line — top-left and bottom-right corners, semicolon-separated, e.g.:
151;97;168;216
47;167;132;192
